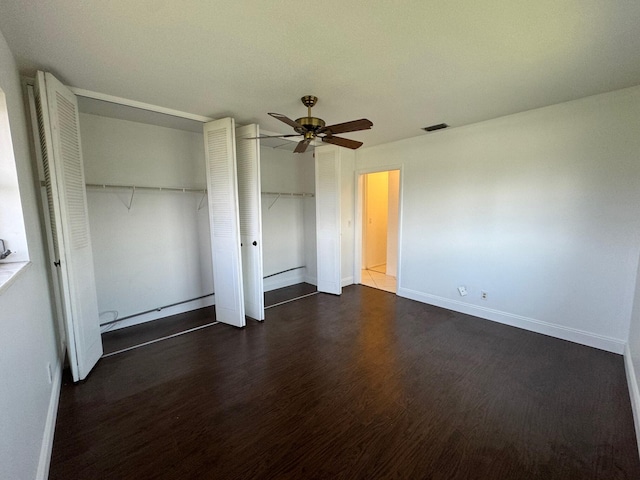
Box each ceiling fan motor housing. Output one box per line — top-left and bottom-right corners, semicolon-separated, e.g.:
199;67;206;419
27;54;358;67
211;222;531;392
294;116;325;136
295;95;325;136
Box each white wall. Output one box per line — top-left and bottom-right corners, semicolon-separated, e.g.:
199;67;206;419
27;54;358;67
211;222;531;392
358;85;640;353
80;114;213;330
0;29;61;480
81;113;205;188
260;147;316;290
626;256;640;454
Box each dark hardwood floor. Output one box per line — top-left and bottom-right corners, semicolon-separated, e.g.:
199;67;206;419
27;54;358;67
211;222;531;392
51;286;640;479
101;306;217;355
101;283;318;355
265;282;317;307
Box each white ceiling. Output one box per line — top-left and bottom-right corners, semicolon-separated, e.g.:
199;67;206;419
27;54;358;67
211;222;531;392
2;1;640;147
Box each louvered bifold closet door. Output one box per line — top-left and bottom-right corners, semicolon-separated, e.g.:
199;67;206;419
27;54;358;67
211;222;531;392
35;71;102;382
236;124;264;321
315;145;342;295
203;118;246;327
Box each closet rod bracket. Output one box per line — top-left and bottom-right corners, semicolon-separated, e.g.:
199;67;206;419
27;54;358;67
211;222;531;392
268;193;282;210
127;186;136;211
197;190;207;211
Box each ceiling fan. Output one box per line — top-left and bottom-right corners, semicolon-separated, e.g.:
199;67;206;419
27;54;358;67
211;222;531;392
256;95;373;153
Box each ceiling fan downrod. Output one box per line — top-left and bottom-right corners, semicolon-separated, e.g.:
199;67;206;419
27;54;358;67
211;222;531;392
294;95;325;136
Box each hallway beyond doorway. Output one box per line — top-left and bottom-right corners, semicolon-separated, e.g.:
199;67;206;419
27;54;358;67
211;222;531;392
361;264;396;293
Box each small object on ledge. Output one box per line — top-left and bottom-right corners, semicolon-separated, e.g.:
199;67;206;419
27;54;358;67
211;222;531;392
0;239;11;259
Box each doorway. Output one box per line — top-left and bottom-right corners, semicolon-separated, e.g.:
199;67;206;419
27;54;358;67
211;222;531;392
358;170;400;293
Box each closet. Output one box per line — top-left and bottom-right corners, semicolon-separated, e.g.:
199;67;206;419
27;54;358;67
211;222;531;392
29;72;252;380
78;97;214;332
259;143;317;302
29;71;343;381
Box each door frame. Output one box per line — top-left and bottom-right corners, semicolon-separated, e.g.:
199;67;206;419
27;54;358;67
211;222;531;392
354;165;404;289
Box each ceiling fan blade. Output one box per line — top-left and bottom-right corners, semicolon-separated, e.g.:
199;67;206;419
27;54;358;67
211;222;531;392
268;112;304;129
321;136;363;150
321;118;373;135
244;134;302;139
294;138;312;153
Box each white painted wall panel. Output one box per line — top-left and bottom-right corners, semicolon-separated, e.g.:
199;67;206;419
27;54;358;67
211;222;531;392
358;86;640;351
81;113;205;188
260;147;316;290
627;256;640;454
86;190;213;320
0;29;60;480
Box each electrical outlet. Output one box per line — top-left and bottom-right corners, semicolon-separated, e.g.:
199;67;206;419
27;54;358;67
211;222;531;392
481;291;488;300
457;286;467;296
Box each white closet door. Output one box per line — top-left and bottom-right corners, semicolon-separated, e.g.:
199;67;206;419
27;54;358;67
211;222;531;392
315;145;342;295
203;118;246;327
236;124;265;321
35;71;102;382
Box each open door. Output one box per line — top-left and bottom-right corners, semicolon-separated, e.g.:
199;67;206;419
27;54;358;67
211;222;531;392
34;71;102;382
203;118;246;327
315;145;342;295
236;124;264;321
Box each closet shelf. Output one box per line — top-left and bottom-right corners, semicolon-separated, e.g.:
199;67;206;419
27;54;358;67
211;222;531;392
86;183;206;193
84;183;207;211
261;191;314;197
261;191;315;210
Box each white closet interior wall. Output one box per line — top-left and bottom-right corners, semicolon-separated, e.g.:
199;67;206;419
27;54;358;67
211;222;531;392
79;109;213;331
260;146;316;291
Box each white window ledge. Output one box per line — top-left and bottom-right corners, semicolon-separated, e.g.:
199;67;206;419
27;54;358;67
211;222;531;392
0;261;31;294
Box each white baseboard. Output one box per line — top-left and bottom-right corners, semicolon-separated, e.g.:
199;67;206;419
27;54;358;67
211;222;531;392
100;296;215;333
341;276;354;287
397;287;625;354
36;358;62;480
624;343;640;457
304;275;317;286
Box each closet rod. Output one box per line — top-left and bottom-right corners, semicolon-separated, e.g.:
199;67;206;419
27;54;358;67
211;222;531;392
86;183;207;193
100;293;215;327
263;266;305;279
262;191;314;209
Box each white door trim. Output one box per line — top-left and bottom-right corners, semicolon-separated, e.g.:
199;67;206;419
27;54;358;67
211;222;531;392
354;164;404;290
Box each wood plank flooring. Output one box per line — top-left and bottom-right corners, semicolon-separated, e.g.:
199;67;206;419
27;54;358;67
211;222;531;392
101;283;318;355
50;286;640;479
101;306;217;355
264;281;317;307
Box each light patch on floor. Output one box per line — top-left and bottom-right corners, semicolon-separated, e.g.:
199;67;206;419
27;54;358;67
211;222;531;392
361;264;396;293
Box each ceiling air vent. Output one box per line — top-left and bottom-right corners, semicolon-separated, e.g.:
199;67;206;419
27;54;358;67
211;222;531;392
422;123;449;132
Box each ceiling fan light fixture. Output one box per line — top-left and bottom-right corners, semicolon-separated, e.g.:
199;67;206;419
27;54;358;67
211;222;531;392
265;95;373;152
423;123;449;132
